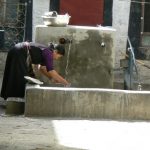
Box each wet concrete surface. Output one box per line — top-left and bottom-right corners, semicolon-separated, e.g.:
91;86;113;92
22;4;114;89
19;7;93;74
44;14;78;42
0;100;150;150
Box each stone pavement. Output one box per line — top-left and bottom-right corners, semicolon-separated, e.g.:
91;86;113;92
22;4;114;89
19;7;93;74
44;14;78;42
1;102;150;150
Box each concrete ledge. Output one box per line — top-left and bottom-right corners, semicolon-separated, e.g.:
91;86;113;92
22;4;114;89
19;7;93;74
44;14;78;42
25;86;150;120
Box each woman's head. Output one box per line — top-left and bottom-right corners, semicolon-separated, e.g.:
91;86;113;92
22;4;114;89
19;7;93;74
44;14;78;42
53;44;65;60
54;44;65;56
48;43;65;54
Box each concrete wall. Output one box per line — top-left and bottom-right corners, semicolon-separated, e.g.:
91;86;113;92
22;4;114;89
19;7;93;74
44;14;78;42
35;25;116;88
25;86;150;120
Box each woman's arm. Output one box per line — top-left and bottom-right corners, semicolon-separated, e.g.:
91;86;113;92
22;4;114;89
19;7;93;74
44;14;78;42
39;66;69;86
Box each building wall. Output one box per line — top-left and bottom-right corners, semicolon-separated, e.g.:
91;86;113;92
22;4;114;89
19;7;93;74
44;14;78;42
112;0;131;87
0;0;139;92
37;0;130;87
112;0;131;67
32;0;50;41
0;0;150;95
112;0;150;90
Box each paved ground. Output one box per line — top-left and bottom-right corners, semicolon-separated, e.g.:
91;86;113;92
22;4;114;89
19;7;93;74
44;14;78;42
1;100;150;150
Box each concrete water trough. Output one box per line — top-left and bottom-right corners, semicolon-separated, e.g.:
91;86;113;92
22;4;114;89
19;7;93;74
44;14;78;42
24;25;150;121
25;86;150;120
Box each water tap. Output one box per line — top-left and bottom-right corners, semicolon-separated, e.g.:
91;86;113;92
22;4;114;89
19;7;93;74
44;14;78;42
98;41;105;47
59;38;72;44
101;42;105;47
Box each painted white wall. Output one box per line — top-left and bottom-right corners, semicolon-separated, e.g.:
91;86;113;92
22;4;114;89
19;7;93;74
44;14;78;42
112;0;131;68
112;0;131;85
32;0;50;41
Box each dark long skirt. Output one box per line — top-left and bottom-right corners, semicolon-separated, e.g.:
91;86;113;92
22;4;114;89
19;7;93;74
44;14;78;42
0;46;28;100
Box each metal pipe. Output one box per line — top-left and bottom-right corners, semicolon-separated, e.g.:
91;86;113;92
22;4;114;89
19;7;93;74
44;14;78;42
126;37;141;90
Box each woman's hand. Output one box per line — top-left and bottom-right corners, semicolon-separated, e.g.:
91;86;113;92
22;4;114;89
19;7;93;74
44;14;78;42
39;66;70;86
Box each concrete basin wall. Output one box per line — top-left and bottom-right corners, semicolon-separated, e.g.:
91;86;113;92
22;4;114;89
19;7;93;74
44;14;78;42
25;86;150;120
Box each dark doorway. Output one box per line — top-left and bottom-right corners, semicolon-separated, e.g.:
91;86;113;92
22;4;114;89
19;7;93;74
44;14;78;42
144;0;150;32
50;0;60;13
103;0;113;26
141;0;150;47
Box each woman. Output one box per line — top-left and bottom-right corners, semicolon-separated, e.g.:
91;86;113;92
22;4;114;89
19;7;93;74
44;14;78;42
0;42;70;100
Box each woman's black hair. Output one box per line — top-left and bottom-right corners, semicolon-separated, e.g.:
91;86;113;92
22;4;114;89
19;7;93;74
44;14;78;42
54;44;65;56
48;43;65;56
